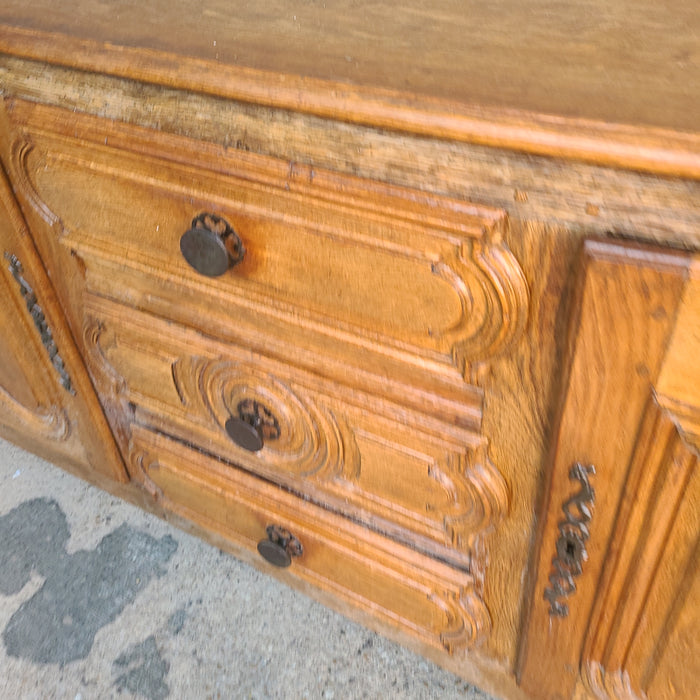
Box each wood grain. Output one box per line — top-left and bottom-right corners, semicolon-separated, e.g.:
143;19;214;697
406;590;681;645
0;9;698;696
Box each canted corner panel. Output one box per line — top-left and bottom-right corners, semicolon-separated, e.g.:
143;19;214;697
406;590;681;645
128;426;492;653
7;106;530;382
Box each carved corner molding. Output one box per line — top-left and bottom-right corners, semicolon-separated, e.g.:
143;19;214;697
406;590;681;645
436;239;530;381
444;443;509;555
432;585;492;653
5;252;73;394
0;384;70;442
11;138;60;227
128;446;164;501
583;662;645;700
82;315;134;450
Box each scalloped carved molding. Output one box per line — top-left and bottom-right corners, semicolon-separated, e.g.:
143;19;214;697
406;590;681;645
443;443;509;553
127;447;164;501
432;586;493;652
11;138;60;227
435;239;530;379
82;316;134;450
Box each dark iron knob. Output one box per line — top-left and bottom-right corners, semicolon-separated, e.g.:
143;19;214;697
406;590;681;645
225;415;264;452
257;525;303;568
225;399;280;452
179;212;245;277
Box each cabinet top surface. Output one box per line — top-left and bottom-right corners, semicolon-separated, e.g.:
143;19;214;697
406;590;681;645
1;1;698;131
1;1;699;176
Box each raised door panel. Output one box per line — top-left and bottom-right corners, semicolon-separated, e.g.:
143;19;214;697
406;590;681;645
518;240;699;700
0;159;127;482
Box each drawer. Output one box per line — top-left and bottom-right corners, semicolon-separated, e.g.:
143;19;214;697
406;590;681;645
10;102;529;388
128;424;490;654
83;295;506;567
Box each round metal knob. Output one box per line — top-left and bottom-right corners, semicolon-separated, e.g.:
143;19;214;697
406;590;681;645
225;399;280;452
257;525;303;568
180;212;244;277
224;415;264;452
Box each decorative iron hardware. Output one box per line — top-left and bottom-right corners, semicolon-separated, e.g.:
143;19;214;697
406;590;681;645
179;212;245;277
224;399;281;452
237;399;281;440
257;524;304;568
543;462;595;617
5;252;74;394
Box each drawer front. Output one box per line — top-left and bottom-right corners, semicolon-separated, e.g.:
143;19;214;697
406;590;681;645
84;296;506;566
128;424;490;654
9;100;528;386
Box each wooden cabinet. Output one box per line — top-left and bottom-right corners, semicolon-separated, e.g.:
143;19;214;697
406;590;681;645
0;3;697;698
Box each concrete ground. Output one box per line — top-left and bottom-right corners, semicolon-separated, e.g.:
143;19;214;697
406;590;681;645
0;437;498;700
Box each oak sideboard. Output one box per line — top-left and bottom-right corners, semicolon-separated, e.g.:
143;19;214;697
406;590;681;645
0;4;698;698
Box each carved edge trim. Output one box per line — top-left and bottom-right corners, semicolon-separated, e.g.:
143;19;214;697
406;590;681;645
11;138;60;226
128;447;164;501
5;252;74;394
82;314;134;451
444;442;509;556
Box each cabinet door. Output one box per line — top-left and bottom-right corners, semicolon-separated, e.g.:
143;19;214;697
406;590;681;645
0;161;126;483
518;240;699;699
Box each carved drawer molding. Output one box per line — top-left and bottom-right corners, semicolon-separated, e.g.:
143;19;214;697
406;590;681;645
7;100;529;387
81;296;508;576
128;425;493;652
